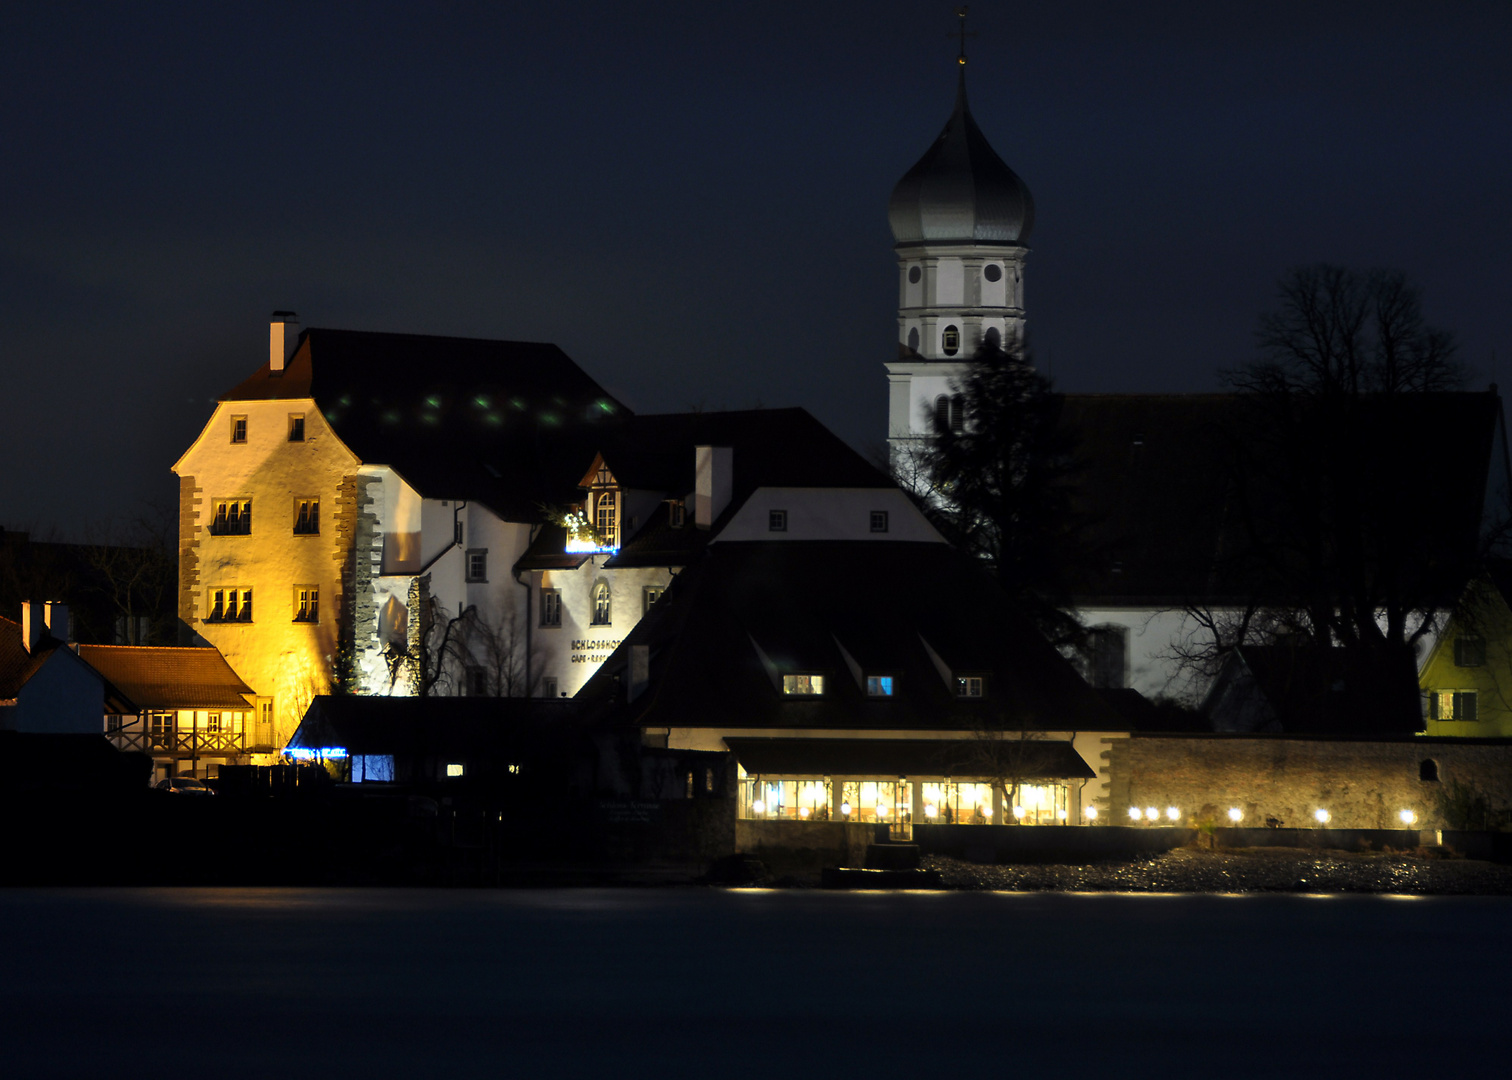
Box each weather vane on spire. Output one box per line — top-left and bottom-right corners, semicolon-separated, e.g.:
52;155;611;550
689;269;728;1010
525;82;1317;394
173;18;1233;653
952;6;975;66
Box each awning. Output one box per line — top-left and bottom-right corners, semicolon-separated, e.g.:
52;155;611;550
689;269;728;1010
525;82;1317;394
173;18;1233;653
723;737;1095;779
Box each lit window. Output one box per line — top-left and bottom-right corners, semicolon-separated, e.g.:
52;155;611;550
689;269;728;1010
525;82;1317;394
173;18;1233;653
870;511;889;534
293;586;319;623
781;674;824;696
643;586;664;615
540;588;562;627
592;582;612;625
1455;637;1486;667
866;675;894;697
942;325;960;356
542;676;559;699
769;510;788;532
211;499;252;535
230;415;247;443
208;587;253;623
445;763;464;778
288;414;305;441
1429;690;1477;722
293;498;319;535
595;490;618;549
466;549;488;582
956;675;984;698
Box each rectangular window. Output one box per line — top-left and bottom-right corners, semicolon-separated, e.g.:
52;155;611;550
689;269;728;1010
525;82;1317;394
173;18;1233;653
466;549;488;582
1430;690;1478;722
293;498;319;535
211;499;252;535
467;667;488;696
542;676;559;699
230;415;247;443
668;501;686;528
769;509;788;532
956;675;984;698
781;674;824;696
643;586;665;615
208;587;253;622
1454;637;1487;667
288;414;305;441
293;586;319;623
540;588;562;627
866;675;895;697
206;711;221;734
870;510;889;533
445;763;465;778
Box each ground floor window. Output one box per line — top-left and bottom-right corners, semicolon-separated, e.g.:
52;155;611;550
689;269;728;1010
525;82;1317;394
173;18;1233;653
840;780;911;824
737;776;1071;825
741;778;833;821
921;781;994;824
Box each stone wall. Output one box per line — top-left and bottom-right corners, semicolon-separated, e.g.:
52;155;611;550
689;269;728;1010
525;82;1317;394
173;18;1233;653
176;474;201;642
1104;734;1512;830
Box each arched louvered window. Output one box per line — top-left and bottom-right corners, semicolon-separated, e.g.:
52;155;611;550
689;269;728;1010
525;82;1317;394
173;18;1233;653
592;582;612;626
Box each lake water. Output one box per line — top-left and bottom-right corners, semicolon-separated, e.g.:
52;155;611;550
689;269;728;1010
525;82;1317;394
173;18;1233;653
0;888;1506;1077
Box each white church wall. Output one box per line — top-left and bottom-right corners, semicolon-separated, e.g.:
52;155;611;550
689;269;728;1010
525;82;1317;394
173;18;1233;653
714;488;942;544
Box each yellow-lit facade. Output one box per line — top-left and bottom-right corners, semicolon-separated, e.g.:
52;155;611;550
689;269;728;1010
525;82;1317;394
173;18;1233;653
1419;577;1512;737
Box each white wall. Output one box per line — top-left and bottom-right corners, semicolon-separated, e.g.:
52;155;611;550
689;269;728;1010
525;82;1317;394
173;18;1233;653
714;488;943;544
8;651;104;734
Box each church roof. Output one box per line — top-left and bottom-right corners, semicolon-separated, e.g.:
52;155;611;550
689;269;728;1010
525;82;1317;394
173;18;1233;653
219;328;629;519
1064;390;1507;606
888;73;1034;247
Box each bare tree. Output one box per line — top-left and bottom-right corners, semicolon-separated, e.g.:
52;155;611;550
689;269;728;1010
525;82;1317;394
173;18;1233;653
383;575;474;696
82;497;176;645
465;605;539;698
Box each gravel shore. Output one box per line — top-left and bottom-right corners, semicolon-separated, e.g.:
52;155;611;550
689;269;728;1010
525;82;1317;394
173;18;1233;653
921;846;1512;894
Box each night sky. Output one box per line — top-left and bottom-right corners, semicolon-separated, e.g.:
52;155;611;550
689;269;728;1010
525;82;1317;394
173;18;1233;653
5;1;1510;538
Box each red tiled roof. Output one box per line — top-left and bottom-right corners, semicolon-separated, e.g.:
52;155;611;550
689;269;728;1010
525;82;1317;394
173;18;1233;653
75;645;254;711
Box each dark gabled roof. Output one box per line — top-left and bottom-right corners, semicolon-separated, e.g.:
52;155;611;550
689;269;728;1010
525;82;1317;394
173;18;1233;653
517;408;892;571
75;645;253;711
0;616;63;700
289;695;571;758
724;737;1094;779
1064;391;1506;605
219;328;630;519
578;541;1124;733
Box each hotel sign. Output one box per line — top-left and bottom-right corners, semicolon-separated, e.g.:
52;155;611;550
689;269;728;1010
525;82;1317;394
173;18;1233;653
571;638;621;664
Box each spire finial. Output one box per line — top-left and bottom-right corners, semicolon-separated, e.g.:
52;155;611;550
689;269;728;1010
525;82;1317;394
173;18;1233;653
952;6;975;67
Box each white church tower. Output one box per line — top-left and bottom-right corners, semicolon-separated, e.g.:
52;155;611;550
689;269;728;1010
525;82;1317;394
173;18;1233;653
885;27;1034;472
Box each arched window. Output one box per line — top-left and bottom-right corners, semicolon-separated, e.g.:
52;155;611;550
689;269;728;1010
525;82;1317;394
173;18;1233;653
942;325;960;356
592;582;612;626
1419;759;1439;783
907;327;920;352
984;327;1001;349
595;490;617;549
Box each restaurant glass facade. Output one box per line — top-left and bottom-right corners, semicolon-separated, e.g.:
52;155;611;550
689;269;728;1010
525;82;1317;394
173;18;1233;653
737;774;1072;825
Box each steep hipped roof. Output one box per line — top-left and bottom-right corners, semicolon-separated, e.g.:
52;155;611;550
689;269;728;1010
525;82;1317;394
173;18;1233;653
578;541;1123;733
75;645;254;711
219;328;630;519
1064;391;1508;605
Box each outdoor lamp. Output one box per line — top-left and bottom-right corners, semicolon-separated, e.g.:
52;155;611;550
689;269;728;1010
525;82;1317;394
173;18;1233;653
1314;808;1331;825
876;803;888;817
1399;809;1417;825
924;804;937;819
1129;807;1143;821
1228;807;1243;822
841;801;852;817
799;807;810;819
1085;806;1099;821
1012;805;1025;820
1145;807;1159;822
982;805;993;818
752;799;765;814
1057;809;1068;821
1166;807;1180;822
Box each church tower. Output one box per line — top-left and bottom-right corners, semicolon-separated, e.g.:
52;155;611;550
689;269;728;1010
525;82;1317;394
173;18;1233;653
885;27;1034;471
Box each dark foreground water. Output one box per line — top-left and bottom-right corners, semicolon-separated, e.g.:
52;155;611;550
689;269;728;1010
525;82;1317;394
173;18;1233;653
0;888;1506;1078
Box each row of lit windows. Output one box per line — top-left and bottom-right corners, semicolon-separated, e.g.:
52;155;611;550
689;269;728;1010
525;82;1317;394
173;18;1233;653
209;498;319;536
537;584;664;628
739;778;1067;825
767;510;890;533
228;413;307;444
205;586;319;623
778;673;983;698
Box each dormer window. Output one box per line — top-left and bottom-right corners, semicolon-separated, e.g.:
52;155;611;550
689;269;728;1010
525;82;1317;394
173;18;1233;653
782;674;824;696
956;675;984;698
594;489;618;549
866;675;894;697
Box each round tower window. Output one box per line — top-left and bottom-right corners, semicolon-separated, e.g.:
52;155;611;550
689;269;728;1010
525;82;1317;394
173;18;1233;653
908;266;922;284
984;264;1003;282
942;326;960;356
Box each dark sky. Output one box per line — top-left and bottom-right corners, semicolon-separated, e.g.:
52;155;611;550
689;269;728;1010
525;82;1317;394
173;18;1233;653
5;1;1511;539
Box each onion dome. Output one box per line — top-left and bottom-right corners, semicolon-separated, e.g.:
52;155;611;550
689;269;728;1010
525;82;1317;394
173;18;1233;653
888;74;1034;246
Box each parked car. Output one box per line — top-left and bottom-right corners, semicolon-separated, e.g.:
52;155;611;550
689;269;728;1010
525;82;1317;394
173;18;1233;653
154;776;215;795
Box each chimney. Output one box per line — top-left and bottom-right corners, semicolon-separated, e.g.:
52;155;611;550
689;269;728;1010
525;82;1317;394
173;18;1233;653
44;601;70;643
270;311;300;372
628;645;650;703
20;602;43;652
694;446;733;529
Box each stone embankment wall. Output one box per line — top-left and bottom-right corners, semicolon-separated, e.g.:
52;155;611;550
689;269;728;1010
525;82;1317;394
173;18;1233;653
1104;735;1512;830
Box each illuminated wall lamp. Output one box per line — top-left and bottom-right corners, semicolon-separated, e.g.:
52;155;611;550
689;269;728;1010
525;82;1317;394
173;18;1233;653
1129;807;1143;821
1165;807;1180;822
1399;809;1417;826
751;799;766;814
1011;805;1025;820
1227;807;1243;823
1314;808;1331;825
841;801;852;817
924;804;937;819
1145;806;1159;822
1085;805;1099;821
